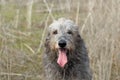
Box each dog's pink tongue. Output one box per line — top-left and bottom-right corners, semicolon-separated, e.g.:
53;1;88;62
57;50;67;68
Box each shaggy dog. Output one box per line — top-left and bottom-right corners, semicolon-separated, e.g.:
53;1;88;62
43;18;92;80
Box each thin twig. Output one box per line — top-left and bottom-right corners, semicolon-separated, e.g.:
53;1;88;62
43;0;55;20
75;1;80;25
80;0;95;34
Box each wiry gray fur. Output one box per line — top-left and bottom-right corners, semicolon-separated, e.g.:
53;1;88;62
43;18;92;80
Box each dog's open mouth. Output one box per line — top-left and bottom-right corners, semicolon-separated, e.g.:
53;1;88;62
57;48;68;68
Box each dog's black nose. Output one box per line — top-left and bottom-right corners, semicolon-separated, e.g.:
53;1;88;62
58;40;66;48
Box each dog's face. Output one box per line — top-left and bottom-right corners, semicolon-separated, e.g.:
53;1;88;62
46;18;79;68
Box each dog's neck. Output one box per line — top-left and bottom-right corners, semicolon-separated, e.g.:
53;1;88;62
43;45;91;80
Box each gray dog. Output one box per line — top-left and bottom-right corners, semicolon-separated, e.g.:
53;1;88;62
43;18;92;80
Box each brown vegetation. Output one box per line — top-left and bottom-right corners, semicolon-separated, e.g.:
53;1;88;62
0;0;120;80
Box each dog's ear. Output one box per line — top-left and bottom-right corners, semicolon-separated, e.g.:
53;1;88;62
77;33;82;42
74;26;81;40
77;33;81;39
45;32;50;47
75;27;82;42
46;32;50;40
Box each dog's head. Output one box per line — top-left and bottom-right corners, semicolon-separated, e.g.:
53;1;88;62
45;18;81;68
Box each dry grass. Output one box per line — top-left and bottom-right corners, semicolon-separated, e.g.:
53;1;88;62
0;0;120;80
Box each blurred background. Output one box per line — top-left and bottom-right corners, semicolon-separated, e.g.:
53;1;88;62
0;0;120;80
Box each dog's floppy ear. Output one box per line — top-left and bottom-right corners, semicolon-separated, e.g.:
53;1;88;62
77;33;81;39
74;26;82;41
76;32;82;42
45;32;50;47
74;25;81;39
46;32;50;40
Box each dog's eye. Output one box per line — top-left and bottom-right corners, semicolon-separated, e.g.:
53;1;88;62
53;30;58;35
67;30;73;35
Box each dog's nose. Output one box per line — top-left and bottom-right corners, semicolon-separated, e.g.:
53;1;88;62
58;40;66;48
